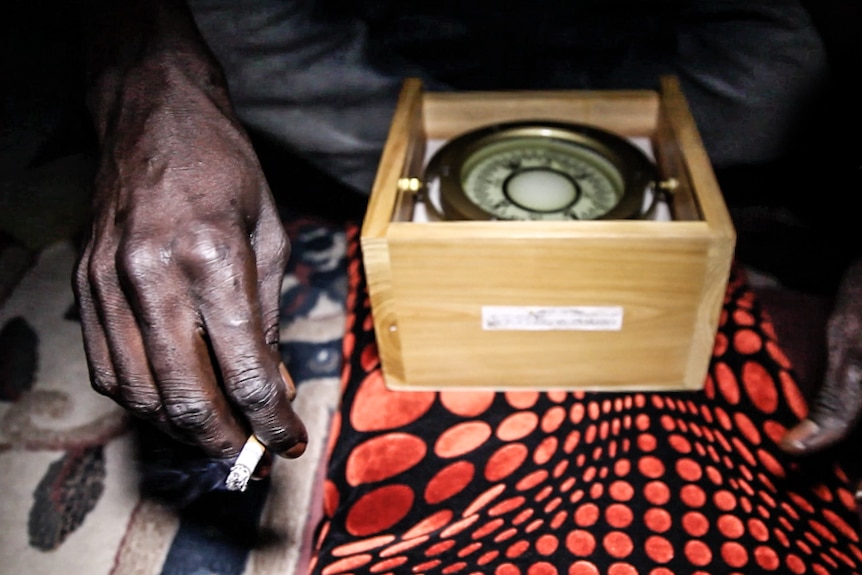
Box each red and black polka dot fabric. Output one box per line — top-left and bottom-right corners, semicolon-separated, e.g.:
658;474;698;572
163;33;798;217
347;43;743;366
309;228;861;575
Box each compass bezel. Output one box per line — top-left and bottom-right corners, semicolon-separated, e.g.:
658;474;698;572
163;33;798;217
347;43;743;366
424;121;658;221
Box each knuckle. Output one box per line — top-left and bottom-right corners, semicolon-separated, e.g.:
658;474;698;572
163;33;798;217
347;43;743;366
89;371;118;397
103;376;164;416
122;392;163;419
163;397;215;431
263;317;280;348
230;369;278;412
86;245;120;289
254;217;290;267
87;259;116;292
175;227;241;272
117;239;166;283
268;230;290;266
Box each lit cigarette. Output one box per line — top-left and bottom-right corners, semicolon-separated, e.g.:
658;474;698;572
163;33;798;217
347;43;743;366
225;435;267;492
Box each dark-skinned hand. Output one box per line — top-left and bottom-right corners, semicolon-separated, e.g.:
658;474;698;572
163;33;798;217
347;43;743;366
781;258;862;459
74;28;307;461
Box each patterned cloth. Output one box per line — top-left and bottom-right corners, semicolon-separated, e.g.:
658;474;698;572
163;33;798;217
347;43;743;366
4;219;860;575
0;214;348;575
310;228;862;574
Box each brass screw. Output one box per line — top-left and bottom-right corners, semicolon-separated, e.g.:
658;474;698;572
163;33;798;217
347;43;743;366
657;178;679;193
397;177;422;192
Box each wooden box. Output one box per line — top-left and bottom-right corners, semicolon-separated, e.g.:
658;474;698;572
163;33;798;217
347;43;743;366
361;76;735;391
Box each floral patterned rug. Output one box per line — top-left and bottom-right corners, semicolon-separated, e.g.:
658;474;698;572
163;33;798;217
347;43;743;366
0;214;349;575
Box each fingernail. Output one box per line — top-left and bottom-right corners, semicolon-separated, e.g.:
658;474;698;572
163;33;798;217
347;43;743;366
779;420;817;454
788;439;806;452
281;441;307;459
279;363;297;399
779;419;847;455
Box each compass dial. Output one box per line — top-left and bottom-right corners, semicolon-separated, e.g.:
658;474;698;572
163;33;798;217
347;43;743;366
461;137;624;220
425;122;656;221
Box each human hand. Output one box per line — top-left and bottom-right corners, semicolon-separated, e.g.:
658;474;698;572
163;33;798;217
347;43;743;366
780;259;862;456
74;57;307;460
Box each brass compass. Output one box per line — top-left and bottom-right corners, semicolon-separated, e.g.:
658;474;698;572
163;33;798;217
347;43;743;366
423;121;662;221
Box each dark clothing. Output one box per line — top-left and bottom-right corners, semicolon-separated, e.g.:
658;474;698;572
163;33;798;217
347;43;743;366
189;0;826;193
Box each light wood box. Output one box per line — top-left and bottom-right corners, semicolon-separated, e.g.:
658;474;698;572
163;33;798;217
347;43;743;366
361;76;735;391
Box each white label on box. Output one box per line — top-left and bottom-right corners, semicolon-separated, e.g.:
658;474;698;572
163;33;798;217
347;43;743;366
482;306;624;331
